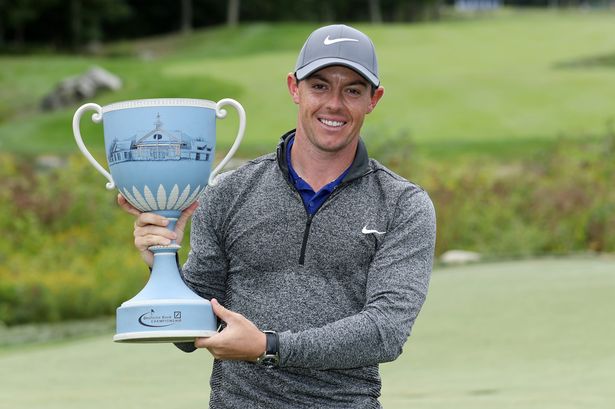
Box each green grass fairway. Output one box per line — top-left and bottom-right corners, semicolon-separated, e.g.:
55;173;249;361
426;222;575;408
2;10;615;158
1;257;613;409
381;257;615;408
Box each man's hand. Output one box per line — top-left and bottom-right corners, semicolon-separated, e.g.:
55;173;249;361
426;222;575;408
195;299;266;362
117;194;199;267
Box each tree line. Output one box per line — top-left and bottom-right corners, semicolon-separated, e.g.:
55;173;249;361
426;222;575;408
0;0;610;51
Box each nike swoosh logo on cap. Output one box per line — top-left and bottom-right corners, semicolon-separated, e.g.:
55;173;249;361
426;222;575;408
362;226;386;235
323;35;359;45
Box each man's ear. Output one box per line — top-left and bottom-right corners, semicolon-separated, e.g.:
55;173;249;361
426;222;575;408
287;73;300;104
367;86;385;114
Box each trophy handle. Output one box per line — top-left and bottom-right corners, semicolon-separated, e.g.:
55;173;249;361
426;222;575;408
72;103;115;190
209;98;246;186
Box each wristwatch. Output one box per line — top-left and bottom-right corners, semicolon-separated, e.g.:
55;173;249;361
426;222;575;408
256;330;280;368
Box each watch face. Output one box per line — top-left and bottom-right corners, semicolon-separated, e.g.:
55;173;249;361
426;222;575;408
258;354;280;368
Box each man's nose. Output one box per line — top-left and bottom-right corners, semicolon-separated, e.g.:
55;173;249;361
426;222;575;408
325;89;344;111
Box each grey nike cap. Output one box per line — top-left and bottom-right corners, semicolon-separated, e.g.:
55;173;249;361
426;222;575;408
295;24;380;87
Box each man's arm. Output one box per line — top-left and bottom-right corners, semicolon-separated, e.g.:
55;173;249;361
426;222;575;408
180;186;229;303
277;189;436;369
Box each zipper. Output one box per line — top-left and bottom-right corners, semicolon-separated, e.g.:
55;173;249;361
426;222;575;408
281;173;313;266
298;214;313;266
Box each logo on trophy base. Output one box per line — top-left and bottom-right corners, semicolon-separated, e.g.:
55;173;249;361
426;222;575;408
72;98;245;343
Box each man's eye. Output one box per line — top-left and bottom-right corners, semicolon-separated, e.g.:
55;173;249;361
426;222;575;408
346;88;361;96
312;83;326;90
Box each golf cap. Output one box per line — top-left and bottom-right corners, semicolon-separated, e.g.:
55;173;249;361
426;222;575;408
295;24;380;87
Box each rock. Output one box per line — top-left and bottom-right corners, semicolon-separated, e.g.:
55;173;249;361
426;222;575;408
41;66;122;111
86;66;122;91
36;155;66;170
440;250;481;265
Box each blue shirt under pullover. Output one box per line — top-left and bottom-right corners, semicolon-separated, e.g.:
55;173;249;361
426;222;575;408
286;135;350;215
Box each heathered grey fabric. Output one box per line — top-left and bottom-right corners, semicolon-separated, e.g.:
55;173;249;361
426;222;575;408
181;130;436;408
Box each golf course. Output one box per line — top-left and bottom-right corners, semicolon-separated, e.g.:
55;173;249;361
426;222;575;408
2;10;615;156
1;7;614;408
1;258;614;408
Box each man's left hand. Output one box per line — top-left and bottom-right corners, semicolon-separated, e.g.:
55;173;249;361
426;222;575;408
195;299;266;362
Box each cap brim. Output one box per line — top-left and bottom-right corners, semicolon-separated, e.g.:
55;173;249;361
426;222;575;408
295;58;380;87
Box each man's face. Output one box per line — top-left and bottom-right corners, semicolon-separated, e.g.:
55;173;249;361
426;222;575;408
287;66;384;155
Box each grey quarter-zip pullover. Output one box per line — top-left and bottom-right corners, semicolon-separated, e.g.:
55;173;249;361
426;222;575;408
181;130;436;408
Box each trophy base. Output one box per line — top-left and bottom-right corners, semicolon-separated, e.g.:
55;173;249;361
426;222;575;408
113;329;218;343
114;298;218;344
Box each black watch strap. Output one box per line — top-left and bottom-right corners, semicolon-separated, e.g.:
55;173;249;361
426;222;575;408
265;331;279;355
257;330;280;368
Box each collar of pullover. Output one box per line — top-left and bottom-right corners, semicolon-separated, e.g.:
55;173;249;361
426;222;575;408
276;129;370;186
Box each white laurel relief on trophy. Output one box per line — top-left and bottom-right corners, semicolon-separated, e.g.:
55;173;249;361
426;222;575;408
156;185;167;210
121;187;140;210
143;186;158;210
174;184;192;209
166;185;180;209
181;185;202;210
121;184;202;212
132;186;151;211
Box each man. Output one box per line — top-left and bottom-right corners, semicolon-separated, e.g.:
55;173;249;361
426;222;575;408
120;24;436;408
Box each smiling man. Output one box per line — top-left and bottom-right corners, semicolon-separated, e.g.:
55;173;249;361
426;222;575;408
287;65;383;193
120;24;436;408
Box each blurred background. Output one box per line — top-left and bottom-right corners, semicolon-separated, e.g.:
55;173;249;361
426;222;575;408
0;1;614;408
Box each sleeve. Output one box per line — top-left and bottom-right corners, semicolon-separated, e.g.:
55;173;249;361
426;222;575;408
173;183;230;353
278;189;436;369
180;184;230;303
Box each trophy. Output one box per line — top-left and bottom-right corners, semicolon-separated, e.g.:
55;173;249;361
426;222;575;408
72;98;245;343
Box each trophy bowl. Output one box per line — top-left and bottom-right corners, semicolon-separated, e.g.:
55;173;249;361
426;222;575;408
72;98;245;343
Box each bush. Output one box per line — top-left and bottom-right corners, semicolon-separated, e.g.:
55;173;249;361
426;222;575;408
366;130;615;257
0;154;148;326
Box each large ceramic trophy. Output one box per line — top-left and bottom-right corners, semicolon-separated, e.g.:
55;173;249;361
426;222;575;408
72;98;245;343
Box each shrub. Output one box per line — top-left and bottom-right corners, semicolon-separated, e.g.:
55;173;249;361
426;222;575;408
0;154;148;325
366;129;615;258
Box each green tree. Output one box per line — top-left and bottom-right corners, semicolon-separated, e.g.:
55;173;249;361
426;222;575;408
70;0;131;50
182;0;193;33
4;0;37;46
227;0;240;27
0;0;4;46
369;0;383;23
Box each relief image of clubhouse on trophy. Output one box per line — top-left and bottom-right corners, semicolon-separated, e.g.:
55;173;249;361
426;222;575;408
72;98;246;343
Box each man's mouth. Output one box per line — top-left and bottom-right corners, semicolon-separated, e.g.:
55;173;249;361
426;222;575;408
319;118;346;128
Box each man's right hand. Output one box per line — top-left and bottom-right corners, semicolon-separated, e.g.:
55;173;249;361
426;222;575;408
117;194;200;268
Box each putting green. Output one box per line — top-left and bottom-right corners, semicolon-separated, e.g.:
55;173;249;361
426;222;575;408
381;257;615;408
0;257;613;408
